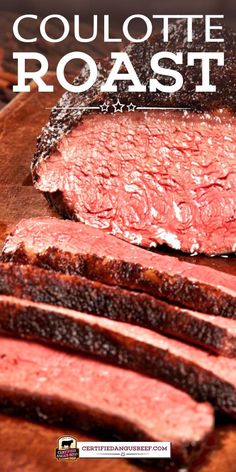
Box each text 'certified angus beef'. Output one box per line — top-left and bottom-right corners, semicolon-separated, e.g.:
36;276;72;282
32;20;236;255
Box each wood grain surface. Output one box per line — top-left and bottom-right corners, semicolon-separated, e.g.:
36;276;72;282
0;73;235;472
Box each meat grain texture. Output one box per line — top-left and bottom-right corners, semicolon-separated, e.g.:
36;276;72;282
32;20;236;255
0;295;235;416
0;336;214;467
2;217;235;317
0;262;235;356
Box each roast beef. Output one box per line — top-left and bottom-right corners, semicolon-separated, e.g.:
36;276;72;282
32;20;236;255
0;295;235;416
0;262;235;356
0;336;214;467
2;217;235;317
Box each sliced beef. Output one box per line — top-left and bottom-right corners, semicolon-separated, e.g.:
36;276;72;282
0;336;214;467
0;295;235;417
32;21;236;255
0;262;235;356
2;217;235;317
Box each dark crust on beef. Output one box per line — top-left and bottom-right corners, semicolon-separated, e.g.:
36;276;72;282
0;263;234;356
0;298;235;417
0;393;180;470
0;385;212;469
2;245;235;319
32;20;236;182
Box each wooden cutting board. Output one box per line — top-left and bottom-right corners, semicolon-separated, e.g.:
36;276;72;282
0;73;235;472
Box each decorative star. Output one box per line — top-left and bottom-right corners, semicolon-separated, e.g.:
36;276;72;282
112;99;125;113
100;102;109;113
127;102;136;112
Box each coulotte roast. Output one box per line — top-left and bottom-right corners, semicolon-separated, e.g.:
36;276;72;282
3;217;235;317
0;16;235;471
0;294;235;416
0;336;214;467
0;262;235;356
32;20;236;255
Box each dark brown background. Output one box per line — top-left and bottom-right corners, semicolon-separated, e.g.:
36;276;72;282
3;0;236;28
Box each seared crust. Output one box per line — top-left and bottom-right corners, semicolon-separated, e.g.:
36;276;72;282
0;390;200;469
1;396;210;471
0;263;234;356
0;296;235;417
0;341;214;469
32;20;236;181
2;246;236;318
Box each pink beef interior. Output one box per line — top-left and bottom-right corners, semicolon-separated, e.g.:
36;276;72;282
4;217;236;295
2;294;236;386
0;336;213;443
2;295;236;388
36;110;236;255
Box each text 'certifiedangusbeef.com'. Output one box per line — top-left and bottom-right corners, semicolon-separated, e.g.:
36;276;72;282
78;441;171;458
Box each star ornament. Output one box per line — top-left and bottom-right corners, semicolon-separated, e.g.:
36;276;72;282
112;99;125;113
127;102;136;112
100;102;109;113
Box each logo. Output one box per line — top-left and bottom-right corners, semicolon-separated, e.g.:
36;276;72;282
56;436;79;460
55;437;171;460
